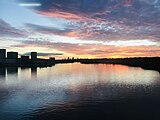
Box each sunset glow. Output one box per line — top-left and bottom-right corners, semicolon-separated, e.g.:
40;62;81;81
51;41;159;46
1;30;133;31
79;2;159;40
0;0;160;58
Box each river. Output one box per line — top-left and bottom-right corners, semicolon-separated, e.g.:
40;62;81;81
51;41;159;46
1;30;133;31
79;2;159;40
0;63;160;120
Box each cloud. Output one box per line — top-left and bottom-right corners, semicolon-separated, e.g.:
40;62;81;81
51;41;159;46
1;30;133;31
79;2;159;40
19;0;160;25
21;52;63;56
25;23;74;36
18;3;42;7
11;40;160;58
10;0;160;58
18;0;160;42
0;19;26;37
25;22;160;44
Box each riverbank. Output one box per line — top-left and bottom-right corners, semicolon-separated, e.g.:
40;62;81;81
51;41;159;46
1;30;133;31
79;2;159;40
1;57;160;72
80;57;160;72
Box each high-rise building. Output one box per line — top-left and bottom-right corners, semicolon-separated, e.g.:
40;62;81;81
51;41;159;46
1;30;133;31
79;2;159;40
0;49;6;59
7;52;18;59
31;52;37;60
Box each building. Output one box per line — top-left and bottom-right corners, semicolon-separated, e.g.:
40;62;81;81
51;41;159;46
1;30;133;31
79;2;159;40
49;57;55;60
21;56;29;60
0;49;6;59
7;52;18;59
31;52;37;60
49;57;55;64
6;52;18;65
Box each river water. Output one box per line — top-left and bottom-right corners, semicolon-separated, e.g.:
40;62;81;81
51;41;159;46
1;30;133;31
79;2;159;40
0;63;160;120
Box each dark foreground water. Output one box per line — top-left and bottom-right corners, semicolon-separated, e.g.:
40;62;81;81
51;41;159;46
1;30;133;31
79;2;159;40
0;63;160;120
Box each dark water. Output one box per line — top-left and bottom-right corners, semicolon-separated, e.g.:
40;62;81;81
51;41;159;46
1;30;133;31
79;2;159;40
0;63;160;120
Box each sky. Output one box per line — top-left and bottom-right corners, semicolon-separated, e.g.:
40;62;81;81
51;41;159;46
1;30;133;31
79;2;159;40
0;0;160;58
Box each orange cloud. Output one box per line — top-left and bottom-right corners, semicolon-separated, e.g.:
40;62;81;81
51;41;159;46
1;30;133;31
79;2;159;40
36;11;89;21
11;40;160;58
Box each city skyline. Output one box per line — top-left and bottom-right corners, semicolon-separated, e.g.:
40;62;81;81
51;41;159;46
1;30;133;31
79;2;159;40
0;0;160;58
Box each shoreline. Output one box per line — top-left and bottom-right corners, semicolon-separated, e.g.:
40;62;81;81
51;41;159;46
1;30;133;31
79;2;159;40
0;57;160;72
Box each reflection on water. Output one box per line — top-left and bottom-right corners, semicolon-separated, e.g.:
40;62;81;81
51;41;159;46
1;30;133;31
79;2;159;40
0;63;160;120
7;67;18;74
31;67;37;79
0;67;6;78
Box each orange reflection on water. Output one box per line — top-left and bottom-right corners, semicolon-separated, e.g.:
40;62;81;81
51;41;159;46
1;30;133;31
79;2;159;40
1;63;160;91
33;63;160;91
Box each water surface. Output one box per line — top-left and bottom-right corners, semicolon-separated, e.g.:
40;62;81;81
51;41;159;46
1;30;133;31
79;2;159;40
0;63;160;120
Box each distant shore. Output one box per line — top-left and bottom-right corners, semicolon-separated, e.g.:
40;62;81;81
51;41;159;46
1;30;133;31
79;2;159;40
79;57;160;72
1;57;160;72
